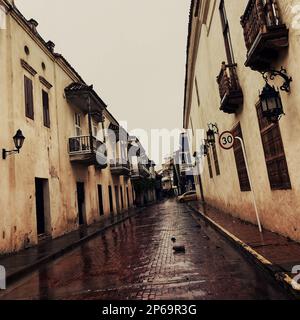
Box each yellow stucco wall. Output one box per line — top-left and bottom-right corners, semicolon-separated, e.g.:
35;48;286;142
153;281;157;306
0;1;134;254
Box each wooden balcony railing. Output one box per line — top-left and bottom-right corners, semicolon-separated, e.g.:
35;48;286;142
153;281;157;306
217;62;243;114
130;163;150;180
110;158;131;176
240;0;288;70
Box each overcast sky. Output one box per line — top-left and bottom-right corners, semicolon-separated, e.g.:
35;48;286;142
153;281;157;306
15;0;190;163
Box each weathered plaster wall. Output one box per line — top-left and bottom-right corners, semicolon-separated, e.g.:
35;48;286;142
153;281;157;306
186;0;300;241
0;3;135;254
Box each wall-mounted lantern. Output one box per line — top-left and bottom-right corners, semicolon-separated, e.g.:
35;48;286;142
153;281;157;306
2;130;25;160
259;83;284;123
206;123;219;146
259;66;292;123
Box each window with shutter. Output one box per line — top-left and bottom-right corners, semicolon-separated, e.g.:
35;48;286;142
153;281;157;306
195;78;200;107
212;144;220;176
74;113;82;136
219;0;235;64
207;148;213;179
42;90;50;128
232;123;251;192
256;103;291;190
24;75;34;119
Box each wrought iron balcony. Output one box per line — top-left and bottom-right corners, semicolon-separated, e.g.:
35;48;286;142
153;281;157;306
139;163;150;178
110;159;131;176
68;135;107;168
240;0;289;71
217;62;243;114
130;163;150;180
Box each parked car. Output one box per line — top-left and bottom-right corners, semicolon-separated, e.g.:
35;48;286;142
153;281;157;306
177;191;197;203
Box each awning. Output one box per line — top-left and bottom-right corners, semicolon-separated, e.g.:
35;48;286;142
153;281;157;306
65;82;106;122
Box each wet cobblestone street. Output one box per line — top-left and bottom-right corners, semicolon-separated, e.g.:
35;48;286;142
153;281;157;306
0;200;289;300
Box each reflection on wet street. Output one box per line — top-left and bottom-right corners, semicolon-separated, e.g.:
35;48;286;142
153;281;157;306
0;200;289;300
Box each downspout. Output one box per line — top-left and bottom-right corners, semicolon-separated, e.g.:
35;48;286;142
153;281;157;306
87;95;93;152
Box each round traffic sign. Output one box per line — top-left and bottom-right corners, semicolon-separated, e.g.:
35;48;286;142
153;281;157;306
219;131;235;150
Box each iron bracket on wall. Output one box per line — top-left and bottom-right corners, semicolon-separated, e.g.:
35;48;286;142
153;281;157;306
261;67;293;93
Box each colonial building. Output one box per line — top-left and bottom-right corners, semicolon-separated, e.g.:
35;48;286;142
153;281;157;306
0;0;151;254
173;132;195;195
184;0;300;241
128;136;157;206
160;157;176;196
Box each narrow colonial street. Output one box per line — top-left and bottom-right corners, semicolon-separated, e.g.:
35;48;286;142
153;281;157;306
0;200;289;300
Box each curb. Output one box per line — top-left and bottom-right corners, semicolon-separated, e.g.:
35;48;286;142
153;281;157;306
187;203;300;300
5;209;141;287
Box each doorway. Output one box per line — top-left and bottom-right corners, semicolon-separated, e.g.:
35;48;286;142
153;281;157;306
35;178;51;237
120;186;124;210
108;185;114;214
76;182;85;225
126;186;130;208
98;184;104;216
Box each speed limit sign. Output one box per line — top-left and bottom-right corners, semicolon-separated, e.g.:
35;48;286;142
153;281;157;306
219;131;235;150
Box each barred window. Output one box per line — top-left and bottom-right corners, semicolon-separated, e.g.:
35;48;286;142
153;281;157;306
256;103;291;190
207;148;213;179
232;123;251;192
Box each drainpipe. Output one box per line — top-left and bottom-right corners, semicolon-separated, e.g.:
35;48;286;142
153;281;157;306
87;95;93;152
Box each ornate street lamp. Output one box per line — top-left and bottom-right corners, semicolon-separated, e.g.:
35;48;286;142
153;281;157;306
2;129;25;160
259;83;284;123
206;123;219;146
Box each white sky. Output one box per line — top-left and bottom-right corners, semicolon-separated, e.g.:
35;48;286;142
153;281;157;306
15;0;190;163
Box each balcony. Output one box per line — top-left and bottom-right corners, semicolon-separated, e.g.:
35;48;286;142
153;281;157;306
217;63;244;114
110;159;131;176
65;83;106;122
68;135;107;168
130;163;150;180
240;0;289;71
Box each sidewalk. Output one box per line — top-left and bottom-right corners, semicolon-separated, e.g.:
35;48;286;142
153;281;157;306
0;207;141;286
188;201;300;298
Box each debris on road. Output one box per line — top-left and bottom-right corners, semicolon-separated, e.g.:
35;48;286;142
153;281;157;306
173;245;186;253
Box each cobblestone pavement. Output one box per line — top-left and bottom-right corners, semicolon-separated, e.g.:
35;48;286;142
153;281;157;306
0;200;289;300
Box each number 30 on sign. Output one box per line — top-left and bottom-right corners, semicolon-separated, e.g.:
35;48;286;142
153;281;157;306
219;131;235;150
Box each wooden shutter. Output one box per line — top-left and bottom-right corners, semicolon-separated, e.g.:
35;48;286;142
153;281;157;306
232;123;251;192
256;103;291;190
207;148;213;179
212;144;220;176
219;0;235;64
42;90;50;128
24;76;34;119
